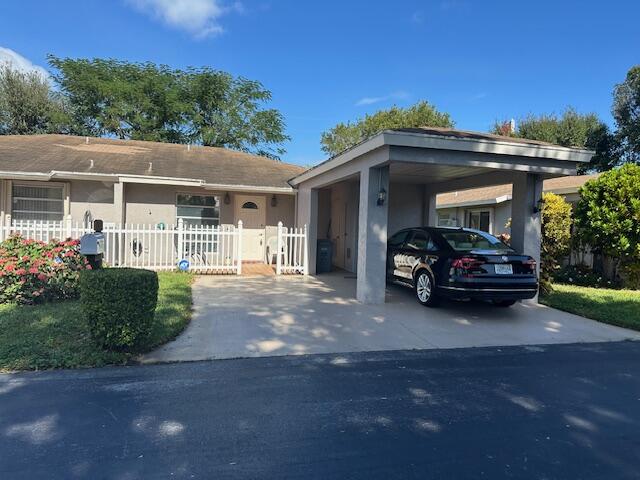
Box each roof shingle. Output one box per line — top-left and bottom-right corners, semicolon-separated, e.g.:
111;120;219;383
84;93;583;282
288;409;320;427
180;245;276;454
0;134;305;189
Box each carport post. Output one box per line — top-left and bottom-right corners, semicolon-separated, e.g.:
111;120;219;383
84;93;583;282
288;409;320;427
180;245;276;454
297;186;318;275
424;189;438;227
510;173;543;300
356;165;390;304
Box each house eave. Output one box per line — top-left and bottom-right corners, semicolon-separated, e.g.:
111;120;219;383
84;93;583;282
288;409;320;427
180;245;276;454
289;130;594;187
0;171;296;194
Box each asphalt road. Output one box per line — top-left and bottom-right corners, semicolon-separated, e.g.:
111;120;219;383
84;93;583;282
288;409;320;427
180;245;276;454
1;342;640;480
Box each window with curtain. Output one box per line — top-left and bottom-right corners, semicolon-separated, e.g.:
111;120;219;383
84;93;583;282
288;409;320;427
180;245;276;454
176;194;220;226
12;184;65;221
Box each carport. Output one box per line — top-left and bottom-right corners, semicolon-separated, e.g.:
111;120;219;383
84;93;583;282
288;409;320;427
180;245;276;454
290;128;593;304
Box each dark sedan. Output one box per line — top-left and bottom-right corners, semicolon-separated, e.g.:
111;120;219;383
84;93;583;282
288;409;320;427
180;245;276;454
387;227;538;307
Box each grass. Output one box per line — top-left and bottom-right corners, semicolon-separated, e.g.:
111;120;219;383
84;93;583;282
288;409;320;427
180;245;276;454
541;283;640;331
0;272;193;371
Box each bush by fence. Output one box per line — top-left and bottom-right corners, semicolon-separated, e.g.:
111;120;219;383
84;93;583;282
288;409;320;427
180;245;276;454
0;234;91;305
79;268;158;351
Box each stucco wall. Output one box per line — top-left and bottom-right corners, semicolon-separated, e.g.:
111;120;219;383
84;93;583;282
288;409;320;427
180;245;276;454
124;183;294;227
388;182;423;235
69;180;118;224
493;202;511;235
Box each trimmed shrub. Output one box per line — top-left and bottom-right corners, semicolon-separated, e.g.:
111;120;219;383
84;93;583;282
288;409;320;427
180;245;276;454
574;164;640;289
0;234;91;304
540;192;573;294
79;268;158;351
553;264;621;289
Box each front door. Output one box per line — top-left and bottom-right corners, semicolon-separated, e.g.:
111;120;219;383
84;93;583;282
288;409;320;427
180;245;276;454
235;194;266;261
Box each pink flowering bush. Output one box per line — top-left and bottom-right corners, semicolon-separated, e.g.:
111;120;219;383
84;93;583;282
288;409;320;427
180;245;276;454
0;234;92;305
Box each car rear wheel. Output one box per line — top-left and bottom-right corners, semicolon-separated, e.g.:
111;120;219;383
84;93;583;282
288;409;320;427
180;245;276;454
414;270;439;307
493;300;517;307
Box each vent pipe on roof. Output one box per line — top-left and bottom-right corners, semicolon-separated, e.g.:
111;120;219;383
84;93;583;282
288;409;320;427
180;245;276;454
88;159;94;169
85;137;89;145
187;144;191;152
509;119;516;134
148;162;153;172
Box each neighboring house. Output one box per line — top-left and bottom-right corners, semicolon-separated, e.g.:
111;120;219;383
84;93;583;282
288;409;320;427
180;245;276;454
0;135;305;261
435;173;600;266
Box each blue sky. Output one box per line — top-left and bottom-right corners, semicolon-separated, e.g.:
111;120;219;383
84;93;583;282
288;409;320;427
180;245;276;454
1;0;638;166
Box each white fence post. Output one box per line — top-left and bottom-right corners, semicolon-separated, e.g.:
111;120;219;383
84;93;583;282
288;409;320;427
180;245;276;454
237;220;243;275
276;221;283;275
177;218;184;268
65;215;72;239
303;224;309;276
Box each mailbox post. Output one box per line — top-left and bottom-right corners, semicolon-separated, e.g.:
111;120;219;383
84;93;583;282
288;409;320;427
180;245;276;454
80;219;105;269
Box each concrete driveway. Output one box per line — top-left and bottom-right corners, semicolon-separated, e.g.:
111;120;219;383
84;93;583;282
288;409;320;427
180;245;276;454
141;272;640;363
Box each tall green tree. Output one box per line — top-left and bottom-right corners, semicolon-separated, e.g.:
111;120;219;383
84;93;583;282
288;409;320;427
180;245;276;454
574;164;640;288
0;64;73;135
320;101;453;157
47;57;289;159
492;108;617;173
612;65;640;164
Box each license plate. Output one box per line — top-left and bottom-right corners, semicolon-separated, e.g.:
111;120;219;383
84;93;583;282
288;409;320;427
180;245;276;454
495;264;513;275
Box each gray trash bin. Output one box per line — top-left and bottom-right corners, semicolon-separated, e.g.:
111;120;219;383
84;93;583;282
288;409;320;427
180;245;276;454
316;239;333;273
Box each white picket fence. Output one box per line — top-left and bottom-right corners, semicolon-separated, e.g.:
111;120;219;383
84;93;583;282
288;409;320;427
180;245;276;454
0;215;309;276
0;216;243;274
276;221;308;275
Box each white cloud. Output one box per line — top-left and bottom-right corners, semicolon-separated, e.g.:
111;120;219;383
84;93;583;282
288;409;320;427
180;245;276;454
355;90;409;107
127;0;243;38
0;47;50;79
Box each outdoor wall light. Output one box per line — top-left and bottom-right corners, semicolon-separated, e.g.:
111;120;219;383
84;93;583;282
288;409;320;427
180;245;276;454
532;198;543;214
271;194;278;207
377;187;387;206
224;192;231;205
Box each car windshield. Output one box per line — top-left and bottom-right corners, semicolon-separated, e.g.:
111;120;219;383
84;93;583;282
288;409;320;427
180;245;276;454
439;230;513;252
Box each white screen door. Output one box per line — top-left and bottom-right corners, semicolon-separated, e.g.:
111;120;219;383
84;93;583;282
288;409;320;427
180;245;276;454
235;195;266;261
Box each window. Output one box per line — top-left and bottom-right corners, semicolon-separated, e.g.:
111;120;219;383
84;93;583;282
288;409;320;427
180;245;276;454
437;212;458;227
467;210;491;233
440;230;512;252
241;201;258;209
12;184;64;221
406;231;437;251
176;194;220;227
388;230;409;247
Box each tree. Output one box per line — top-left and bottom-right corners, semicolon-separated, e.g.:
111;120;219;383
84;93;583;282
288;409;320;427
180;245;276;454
47;57;289;159
540;193;573;294
491;108;618;173
320;101;453;157
612;65;640;164
574;164;640;289
0;64;73;135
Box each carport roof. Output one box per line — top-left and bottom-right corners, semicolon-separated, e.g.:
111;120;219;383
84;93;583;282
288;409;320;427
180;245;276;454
289;127;594;186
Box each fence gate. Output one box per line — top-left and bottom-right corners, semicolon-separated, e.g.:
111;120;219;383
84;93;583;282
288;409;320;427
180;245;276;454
276;221;308;275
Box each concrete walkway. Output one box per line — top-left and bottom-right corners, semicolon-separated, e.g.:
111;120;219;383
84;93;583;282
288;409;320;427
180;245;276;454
141;272;640;363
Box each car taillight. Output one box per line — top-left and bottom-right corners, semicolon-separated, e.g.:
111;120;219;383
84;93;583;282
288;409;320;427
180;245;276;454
523;259;537;272
451;257;483;270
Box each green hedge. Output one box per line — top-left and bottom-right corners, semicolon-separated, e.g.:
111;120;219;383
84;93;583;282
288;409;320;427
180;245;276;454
79;268;158;351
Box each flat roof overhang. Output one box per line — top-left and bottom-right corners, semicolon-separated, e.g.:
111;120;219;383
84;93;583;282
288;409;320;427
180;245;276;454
289;129;594;189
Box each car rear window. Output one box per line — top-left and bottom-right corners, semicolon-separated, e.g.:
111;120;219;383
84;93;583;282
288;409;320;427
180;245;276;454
439;230;512;252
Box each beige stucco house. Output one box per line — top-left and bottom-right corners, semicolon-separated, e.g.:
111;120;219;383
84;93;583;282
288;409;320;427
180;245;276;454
1;129;593;303
0;135;304;261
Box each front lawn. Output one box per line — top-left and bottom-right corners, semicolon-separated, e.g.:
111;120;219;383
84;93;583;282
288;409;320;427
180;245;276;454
0;271;193;371
541;283;640;331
